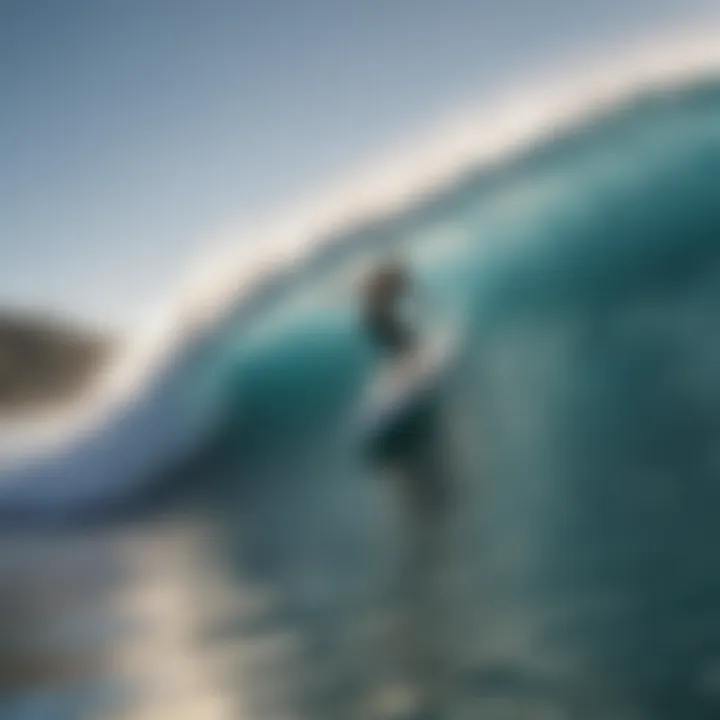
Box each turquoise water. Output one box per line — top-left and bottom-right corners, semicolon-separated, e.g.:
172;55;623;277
2;75;720;718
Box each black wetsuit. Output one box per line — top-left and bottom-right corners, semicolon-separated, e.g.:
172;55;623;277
364;305;415;357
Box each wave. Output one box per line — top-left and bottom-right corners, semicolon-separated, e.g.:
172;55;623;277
1;31;719;516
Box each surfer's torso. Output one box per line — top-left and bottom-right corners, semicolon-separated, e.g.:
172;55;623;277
364;304;416;357
361;261;416;357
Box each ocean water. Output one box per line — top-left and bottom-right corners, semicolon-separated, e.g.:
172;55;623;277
2;66;720;719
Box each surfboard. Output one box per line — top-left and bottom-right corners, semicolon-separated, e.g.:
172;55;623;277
355;326;460;456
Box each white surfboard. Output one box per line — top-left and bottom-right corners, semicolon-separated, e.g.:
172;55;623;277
355;326;460;445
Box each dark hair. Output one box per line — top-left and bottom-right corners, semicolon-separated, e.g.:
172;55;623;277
363;260;410;301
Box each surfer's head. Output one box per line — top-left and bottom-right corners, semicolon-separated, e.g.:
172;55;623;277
362;260;410;310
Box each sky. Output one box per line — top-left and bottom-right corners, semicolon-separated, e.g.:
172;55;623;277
1;0;717;331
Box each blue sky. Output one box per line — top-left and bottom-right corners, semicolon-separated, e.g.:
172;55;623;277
0;0;715;329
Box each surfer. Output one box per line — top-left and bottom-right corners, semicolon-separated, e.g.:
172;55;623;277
360;260;447;502
361;260;417;358
360;260;454;710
